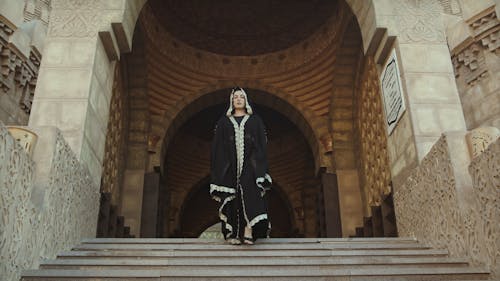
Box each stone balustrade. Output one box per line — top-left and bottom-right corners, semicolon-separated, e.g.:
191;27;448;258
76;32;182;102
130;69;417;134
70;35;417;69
394;130;499;279
0;121;99;281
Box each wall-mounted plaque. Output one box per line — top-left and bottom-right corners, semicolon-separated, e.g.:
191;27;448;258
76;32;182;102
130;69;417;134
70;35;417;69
380;49;406;135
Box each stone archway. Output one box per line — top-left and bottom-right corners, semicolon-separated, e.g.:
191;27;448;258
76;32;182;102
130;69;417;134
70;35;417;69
153;83;331;175
28;0;467;239
156;88;318;237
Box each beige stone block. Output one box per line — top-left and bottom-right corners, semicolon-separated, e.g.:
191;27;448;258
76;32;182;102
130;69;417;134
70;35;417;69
438;105;467;132
83;107;106;161
122;169;146;236
391;155;407;178
80;138;103;186
413;106;440;135
333;148;356;169
89;74;110;126
376;15;399;37
103;0;126;10
336;169;363;237
43;38;97;67
0;0;24;27
373;0;396;16
405;73;461;104
35;67;93;99
93;36;114;87
59;100;88;133
399;44;454;73
29;99;88;133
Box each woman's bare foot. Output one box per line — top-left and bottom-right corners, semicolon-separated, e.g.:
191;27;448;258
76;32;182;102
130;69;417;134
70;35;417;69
243;225;254;245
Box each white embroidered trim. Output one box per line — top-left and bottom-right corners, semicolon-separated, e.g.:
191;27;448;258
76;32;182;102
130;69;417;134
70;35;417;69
249;213;268;227
210;184;236;194
256;173;273;189
229;115;251;225
219;195;236;238
229;115;249;179
239;184;250;225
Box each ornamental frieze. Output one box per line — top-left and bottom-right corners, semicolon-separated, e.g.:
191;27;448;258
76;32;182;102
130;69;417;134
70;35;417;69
139;3;347;78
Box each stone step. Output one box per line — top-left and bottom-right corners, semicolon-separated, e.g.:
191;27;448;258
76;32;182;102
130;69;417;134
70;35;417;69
57;248;450;258
81;237;418;244
39;256;470;269
21;266;490;280
72;242;430;251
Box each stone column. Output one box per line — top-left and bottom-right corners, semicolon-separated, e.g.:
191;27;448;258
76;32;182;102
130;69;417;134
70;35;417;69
28;0;145;186
373;0;467;164
321;172;343;237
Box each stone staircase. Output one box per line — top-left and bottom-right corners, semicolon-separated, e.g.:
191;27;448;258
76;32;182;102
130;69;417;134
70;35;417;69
21;238;490;281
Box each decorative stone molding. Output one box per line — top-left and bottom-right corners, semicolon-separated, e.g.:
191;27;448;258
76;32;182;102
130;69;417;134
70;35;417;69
139;3;348;77
0;122;99;281
467;6;500;54
452;6;499;79
394;0;446;43
453;42;488;85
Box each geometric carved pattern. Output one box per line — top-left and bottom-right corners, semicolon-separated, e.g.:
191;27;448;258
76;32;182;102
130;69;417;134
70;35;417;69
101;66;127;205
453;43;488;85
469;138;500;279
395;135;498;280
395;0;446;43
0;122;99;281
356;57;392;208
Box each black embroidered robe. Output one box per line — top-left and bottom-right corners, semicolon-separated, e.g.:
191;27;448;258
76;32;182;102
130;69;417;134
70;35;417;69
210;114;272;239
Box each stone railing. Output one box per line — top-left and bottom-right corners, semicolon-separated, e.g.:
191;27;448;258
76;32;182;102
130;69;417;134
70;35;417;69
0;122;99;281
469;137;499;277
394;132;499;279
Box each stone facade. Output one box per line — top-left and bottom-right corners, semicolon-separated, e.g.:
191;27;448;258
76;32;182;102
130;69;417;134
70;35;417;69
0;121;99;281
0;0;499;277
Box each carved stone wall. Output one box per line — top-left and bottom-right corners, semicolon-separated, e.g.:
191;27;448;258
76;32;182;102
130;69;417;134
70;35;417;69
355;57;392;212
101;64;128;206
449;4;500;129
395;134;499;279
0;122;99;281
469;137;499;277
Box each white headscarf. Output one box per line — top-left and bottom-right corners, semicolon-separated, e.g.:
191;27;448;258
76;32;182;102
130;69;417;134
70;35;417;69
226;87;253;117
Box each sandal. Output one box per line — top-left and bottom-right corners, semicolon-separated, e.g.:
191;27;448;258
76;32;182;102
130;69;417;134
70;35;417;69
227;238;241;245
242;237;254;245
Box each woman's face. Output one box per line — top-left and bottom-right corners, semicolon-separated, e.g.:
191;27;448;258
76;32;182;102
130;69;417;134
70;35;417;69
232;90;246;110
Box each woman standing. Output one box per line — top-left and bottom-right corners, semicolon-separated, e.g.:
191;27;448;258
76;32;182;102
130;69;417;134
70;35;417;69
210;87;272;245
